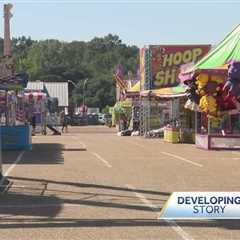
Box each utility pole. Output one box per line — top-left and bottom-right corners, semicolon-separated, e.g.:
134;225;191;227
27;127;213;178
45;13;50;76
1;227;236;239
68;80;77;114
0;3;13;189
82;78;88;113
3;3;13;57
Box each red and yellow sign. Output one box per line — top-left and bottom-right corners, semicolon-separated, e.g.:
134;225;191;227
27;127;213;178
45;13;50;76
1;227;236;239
151;45;210;89
139;47;146;91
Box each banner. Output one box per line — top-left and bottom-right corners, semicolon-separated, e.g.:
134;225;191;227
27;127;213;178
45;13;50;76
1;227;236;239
150;45;210;89
139;47;146;91
160;192;240;219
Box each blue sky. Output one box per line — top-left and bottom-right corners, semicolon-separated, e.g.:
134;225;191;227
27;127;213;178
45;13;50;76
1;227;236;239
0;0;239;47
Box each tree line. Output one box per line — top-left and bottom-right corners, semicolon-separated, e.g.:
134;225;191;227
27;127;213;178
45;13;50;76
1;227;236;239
0;35;139;109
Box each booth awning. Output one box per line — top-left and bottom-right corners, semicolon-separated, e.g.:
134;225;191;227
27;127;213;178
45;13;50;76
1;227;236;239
114;99;132;108
126;81;140;97
184;24;240;73
128;81;140;92
141;85;186;98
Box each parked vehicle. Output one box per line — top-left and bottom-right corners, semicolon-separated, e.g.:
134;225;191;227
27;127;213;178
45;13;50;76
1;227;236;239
104;113;112;127
70;114;87;126
98;113;105;125
87;113;99;125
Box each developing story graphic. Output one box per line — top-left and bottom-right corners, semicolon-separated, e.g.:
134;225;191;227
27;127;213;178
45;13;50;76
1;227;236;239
160;192;240;219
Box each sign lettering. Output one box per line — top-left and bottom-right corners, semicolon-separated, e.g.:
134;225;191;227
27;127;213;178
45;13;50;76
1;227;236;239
151;45;210;89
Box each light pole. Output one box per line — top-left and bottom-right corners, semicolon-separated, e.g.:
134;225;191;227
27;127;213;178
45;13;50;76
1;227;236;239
82;78;88;113
68;79;77;88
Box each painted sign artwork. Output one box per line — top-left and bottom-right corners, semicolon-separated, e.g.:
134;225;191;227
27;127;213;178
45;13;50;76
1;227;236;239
151;45;210;89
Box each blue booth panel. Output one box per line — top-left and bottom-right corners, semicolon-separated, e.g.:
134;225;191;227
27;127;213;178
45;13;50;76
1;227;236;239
1;125;32;150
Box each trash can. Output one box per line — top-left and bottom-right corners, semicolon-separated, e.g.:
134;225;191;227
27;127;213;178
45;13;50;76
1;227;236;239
164;127;180;143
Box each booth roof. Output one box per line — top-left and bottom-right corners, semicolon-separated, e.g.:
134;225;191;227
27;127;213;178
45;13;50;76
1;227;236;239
183;24;240;73
126;81;186;98
26;81;68;107
141;85;186;98
24;91;47;100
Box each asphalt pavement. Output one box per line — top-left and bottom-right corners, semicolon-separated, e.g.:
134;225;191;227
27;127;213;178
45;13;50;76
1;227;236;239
1;125;240;240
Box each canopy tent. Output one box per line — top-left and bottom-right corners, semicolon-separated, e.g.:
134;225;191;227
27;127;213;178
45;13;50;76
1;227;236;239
184;24;240;74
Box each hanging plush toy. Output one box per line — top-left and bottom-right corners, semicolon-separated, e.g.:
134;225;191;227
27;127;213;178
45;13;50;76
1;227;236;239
185;81;200;104
201;74;224;96
204;81;219;95
199;95;217;115
196;73;209;88
223;78;240;97
228;61;240;79
186;88;200;104
223;61;240;97
184;99;199;111
196;73;209;95
211;75;224;84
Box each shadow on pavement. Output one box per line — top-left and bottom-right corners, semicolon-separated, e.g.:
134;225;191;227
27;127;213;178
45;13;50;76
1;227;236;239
68;126;117;134
0;193;62;218
3;143;64;164
9;176;170;196
0;177;239;231
0;217;239;230
176;219;240;230
0;218;168;229
0;176;169;221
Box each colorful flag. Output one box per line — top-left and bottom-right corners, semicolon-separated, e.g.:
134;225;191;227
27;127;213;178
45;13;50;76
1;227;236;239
114;65;127;91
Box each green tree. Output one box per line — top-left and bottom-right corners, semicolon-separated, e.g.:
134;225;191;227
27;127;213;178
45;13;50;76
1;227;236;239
11;34;139;109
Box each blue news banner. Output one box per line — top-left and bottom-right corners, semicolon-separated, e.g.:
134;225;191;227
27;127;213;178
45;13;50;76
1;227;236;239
160;192;240;219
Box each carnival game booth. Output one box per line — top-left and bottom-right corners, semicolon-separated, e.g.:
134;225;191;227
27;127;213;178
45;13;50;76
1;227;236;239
139;44;211;141
23;91;47;135
180;24;240;150
1;91;47;150
113;65;142;135
0;71;31;150
140;85;196;142
0;77;32;150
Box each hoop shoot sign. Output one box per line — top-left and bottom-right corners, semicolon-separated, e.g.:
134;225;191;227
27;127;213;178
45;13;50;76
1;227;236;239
150;45;210;89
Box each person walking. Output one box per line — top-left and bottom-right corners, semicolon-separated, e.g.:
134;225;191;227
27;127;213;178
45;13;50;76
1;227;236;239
60;110;68;133
31;114;36;136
